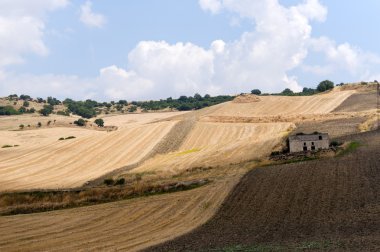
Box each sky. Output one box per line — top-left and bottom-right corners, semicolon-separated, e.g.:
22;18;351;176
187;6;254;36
0;0;379;101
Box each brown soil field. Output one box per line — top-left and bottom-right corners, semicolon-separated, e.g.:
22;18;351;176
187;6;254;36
147;130;380;251
332;91;378;112
294;116;367;138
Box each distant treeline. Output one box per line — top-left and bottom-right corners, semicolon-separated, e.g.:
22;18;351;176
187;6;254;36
132;94;234;111
2;93;234;118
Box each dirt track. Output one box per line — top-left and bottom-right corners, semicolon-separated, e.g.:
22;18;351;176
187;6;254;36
147;130;380;251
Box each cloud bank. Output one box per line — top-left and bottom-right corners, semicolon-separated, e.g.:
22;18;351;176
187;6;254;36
0;0;379;101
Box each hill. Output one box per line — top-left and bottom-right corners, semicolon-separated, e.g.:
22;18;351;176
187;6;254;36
146;130;380;251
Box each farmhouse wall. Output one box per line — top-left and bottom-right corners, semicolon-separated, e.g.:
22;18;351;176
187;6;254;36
289;133;329;153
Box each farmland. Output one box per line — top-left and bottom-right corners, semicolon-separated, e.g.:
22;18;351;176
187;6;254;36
147;130;380;251
0;84;378;251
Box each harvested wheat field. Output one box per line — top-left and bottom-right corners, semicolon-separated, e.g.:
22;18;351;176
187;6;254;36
147;130;380;252
0;166;245;252
0;112;184;191
131;122;293;174
206;90;354;118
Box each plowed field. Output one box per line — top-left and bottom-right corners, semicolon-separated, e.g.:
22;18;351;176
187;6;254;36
147;130;380;251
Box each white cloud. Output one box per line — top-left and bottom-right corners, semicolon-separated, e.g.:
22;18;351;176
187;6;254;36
1;0;379;101
0;0;68;68
306;36;380;78
199;0;222;14
80;1;106;28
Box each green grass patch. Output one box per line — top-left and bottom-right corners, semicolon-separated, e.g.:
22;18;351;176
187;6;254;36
177;148;201;156
338;141;360;156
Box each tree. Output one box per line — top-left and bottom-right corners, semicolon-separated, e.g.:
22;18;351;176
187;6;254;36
74;118;86;127
194;93;202;100
317;80;334;92
251;89;261;95
281;88;294;95
118;100;128;105
94;118;104;127
23;101;29;107
39;105;54;116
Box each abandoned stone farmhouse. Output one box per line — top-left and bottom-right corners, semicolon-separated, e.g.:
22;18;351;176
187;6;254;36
289;133;330;153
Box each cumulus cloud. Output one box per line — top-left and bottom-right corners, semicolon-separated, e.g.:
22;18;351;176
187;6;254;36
1;0;380;101
80;1;106;28
305;36;380;79
199;0;222;14
0;0;68;68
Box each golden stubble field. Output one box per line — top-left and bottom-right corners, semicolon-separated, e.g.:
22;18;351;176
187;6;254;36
0;85;378;251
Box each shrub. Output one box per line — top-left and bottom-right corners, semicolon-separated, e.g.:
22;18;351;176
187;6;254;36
58;137;65;141
23;101;30;107
115;178;125;186
0;106;19;115
317;80;334;92
2;145;13;148
19;124;24;129
47;121;52;126
39;105;54;116
104;178;114;186
251;89;261;95
94;118;104;127
128;105;137;112
65;136;76;140
57;110;70;116
18;107;27;113
37;122;42;127
330;141;341;147
74;118;86;126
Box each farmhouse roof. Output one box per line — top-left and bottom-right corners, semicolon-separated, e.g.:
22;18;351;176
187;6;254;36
289;133;329;141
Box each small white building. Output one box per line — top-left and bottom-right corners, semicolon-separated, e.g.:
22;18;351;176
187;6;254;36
289;133;330;153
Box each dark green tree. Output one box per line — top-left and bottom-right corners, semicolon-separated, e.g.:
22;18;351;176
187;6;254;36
317;80;334;92
251;89;261;95
94;118;104;127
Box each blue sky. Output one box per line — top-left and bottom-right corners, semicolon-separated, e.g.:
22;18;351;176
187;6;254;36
1;0;379;101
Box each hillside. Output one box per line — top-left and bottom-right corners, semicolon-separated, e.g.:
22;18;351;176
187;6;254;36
146;130;380;251
0;84;378;251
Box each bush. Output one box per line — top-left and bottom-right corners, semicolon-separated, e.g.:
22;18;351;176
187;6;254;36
58;137;65;141
104;178;114;186
74;118;86;126
0;106;20;115
281;88;294;95
39;105;54;116
19;124;24;129
37;122;42;127
330;141;341;147
251;89;261;95
65;136;76;140
128;105;137;112
23;101;30;107
94;118;104;127
57;110;70;116
115;178;125;186
317;80;334;92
